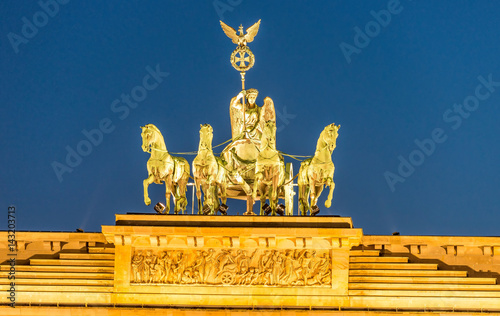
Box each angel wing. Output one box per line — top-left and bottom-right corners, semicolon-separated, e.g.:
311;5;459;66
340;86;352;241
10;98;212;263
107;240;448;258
259;96;276;134
260;96;276;122
244;19;261;43
229;96;244;140
220;21;239;44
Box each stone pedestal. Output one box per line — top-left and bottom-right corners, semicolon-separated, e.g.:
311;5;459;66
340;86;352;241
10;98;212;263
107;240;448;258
102;214;362;308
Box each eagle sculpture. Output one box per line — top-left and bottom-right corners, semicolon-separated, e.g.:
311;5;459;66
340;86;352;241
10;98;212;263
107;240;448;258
220;20;261;47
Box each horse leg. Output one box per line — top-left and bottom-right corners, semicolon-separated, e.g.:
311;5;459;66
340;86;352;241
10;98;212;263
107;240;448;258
143;175;155;206
172;184;180;215
324;177;335;208
311;182;324;216
253;172;262;201
195;178;203;215
201;182;211;214
308;179;321;215
213;183;220;214
270;172;279;216
172;189;179;215
298;183;308;216
207;175;219;215
177;178;188;214
259;183;267;216
219;181;227;205
182;171;190;213
308;179;316;215
164;175;173;214
218;164;228;206
269;185;277;216
206;183;216;215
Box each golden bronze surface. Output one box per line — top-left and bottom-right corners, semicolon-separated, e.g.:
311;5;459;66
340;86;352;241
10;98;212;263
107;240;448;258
140;20;337;216
220;20;261;48
298;124;340;216
221;89;289;215
192;124;228;215
252;121;285;215
220;20;260;90
141;124;190;214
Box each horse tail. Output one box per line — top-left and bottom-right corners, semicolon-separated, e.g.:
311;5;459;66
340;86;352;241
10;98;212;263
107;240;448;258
182;158;190;182
297;158;311;186
172;157;190;191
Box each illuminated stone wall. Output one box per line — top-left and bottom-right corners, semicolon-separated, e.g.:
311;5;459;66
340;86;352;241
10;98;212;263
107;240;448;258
1;215;500;314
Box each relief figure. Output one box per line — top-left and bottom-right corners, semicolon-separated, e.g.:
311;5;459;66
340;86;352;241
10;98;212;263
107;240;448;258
131;247;331;287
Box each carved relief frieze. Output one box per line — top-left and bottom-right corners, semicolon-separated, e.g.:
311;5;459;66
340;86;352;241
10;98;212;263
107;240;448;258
131;248;331;287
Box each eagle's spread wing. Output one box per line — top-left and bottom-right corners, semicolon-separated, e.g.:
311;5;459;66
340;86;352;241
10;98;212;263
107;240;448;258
245;19;261;43
220;21;239;44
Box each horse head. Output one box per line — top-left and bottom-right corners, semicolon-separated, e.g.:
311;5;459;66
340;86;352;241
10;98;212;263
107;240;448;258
198;124;214;151
324;123;340;145
141;125;152;152
141;124;163;152
316;123;340;154
199;123;213;142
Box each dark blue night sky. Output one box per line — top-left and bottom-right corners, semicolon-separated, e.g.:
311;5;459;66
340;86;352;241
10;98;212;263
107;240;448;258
2;1;500;236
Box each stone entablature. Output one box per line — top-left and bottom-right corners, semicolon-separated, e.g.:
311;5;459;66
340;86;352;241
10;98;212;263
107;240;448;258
361;235;500;277
0;231;107;260
101;214;361;301
1;215;500;313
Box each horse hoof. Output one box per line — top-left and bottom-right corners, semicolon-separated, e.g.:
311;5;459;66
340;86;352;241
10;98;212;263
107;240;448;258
311;205;320;216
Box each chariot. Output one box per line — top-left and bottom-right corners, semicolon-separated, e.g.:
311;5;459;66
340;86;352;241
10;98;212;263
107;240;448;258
192;96;295;216
220;133;295;216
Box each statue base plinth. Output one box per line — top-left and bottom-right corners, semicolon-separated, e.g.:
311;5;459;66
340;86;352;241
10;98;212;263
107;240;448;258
102;214;362;308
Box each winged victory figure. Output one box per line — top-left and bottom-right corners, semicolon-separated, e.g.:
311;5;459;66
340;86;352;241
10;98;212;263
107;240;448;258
229;88;275;142
220;20;261;47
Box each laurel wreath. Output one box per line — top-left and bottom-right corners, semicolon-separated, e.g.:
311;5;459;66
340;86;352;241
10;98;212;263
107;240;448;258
230;46;255;72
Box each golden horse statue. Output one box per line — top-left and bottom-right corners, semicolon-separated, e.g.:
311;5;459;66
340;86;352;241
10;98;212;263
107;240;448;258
252;121;285;215
298;123;340;216
192;124;228;215
141;124;190;214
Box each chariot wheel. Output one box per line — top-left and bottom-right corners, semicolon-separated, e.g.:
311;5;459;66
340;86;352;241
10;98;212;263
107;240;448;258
221;271;234;285
284;163;295;216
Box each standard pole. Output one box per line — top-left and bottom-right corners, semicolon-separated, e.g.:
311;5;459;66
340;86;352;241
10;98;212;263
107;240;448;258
241;72;246;137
